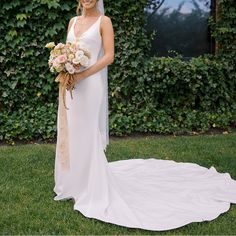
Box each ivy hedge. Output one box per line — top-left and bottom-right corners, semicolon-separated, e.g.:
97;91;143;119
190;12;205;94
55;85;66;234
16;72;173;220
0;0;235;144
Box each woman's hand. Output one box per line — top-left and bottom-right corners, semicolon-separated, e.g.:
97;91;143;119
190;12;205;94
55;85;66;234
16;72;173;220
66;71;85;89
66;76;75;90
74;71;86;82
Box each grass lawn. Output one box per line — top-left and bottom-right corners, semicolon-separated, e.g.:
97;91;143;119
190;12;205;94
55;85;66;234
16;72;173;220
0;133;236;235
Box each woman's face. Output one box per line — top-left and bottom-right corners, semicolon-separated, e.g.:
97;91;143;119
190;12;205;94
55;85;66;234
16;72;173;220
80;0;97;10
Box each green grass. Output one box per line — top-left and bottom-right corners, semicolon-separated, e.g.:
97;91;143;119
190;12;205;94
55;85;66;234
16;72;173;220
0;134;236;235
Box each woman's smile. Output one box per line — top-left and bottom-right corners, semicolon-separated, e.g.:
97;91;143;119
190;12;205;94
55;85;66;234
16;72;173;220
82;0;94;6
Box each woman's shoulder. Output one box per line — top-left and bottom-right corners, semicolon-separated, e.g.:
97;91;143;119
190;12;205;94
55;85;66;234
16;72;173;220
69;15;77;22
68;16;76;27
101;15;111;21
100;15;113;35
101;15;112;24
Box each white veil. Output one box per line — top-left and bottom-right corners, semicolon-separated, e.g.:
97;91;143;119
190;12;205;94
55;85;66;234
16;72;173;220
96;0;105;15
96;0;109;152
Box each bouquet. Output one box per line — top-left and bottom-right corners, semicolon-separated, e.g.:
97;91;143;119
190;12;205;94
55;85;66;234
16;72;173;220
45;41;91;109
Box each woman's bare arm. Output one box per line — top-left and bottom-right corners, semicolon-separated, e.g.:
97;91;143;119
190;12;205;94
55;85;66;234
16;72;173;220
74;15;114;81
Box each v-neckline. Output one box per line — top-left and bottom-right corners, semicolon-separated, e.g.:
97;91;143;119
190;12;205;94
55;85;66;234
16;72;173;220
73;15;102;40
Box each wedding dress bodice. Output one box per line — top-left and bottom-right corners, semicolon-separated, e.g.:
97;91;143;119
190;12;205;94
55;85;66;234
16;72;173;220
66;15;103;68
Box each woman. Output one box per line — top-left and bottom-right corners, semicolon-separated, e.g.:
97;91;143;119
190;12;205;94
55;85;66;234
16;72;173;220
53;0;236;231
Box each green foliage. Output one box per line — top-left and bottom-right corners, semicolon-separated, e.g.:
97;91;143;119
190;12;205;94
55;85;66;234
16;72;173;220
0;0;235;144
0;0;77;143
109;54;236;135
208;0;236;55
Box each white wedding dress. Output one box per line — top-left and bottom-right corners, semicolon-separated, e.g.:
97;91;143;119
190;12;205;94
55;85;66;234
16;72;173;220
53;15;236;231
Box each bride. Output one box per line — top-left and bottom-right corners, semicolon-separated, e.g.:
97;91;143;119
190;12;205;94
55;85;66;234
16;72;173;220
53;0;236;231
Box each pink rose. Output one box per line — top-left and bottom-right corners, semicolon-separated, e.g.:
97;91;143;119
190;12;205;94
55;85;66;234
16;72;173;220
56;54;67;64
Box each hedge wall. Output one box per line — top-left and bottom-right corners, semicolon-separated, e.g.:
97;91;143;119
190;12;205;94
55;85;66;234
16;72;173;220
0;0;235;144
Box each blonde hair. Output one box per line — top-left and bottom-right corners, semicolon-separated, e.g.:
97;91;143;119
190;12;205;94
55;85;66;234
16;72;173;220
76;1;82;15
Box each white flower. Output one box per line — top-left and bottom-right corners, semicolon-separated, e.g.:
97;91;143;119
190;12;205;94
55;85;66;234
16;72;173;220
72;58;81;65
65;62;75;74
65;62;73;70
48;59;53;66
67;68;75;74
80;56;89;67
75;50;84;60
55;43;65;50
80;46;91;58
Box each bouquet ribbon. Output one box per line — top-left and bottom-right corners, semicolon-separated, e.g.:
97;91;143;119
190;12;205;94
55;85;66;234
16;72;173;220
55;71;75;171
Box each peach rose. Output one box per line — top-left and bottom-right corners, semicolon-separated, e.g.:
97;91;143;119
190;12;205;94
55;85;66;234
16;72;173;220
56;54;67;64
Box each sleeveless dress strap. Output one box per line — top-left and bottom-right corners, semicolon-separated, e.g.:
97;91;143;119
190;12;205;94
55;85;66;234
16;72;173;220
98;15;103;24
98;15;103;36
71;16;77;30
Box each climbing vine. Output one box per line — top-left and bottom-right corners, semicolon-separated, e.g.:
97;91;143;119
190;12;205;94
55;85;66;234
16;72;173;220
0;0;235;144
